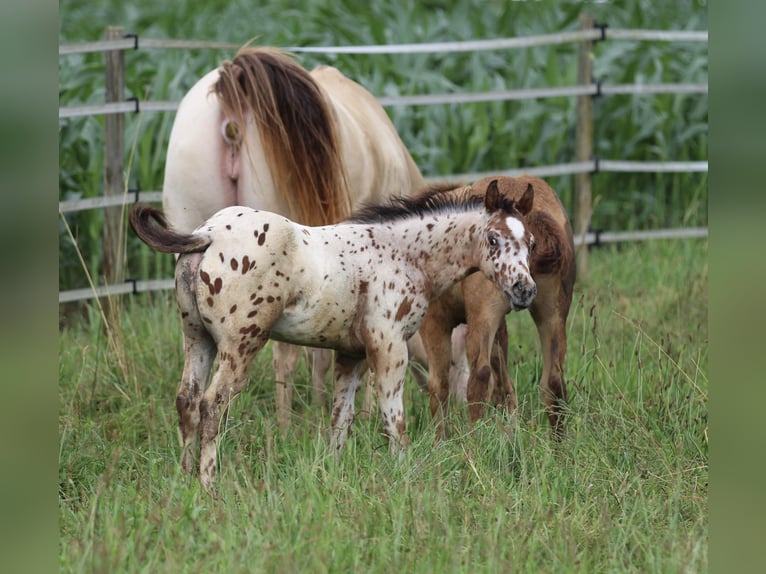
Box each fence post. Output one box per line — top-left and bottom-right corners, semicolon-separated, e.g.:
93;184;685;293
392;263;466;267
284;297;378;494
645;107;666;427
574;13;594;279
103;26;126;287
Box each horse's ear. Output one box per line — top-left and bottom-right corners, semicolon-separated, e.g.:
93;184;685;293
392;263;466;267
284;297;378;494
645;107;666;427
516;182;534;216
484;179;500;212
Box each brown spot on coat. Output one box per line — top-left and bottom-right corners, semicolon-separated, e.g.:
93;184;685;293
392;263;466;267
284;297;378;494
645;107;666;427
394;297;412;322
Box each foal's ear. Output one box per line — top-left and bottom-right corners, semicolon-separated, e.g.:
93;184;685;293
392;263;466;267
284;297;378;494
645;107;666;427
484;179;500;212
516;182;535;216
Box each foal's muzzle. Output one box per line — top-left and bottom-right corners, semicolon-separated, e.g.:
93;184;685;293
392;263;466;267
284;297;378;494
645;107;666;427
505;280;537;310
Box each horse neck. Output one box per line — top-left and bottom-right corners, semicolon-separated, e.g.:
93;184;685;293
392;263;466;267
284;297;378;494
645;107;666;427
393;211;484;296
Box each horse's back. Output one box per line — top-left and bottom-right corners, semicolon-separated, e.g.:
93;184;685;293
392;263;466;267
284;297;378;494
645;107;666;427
311;65;425;203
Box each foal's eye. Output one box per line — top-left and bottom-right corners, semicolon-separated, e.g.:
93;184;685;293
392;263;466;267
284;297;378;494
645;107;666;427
487;235;498;248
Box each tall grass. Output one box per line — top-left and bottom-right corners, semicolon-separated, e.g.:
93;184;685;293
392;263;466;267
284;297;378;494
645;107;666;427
59;239;708;572
58;0;707;291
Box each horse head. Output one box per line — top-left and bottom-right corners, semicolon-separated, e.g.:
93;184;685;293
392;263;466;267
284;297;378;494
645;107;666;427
480;179;537;310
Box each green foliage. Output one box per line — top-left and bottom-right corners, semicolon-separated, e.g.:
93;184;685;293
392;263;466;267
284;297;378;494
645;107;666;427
58;1;707;292
59;240;708;572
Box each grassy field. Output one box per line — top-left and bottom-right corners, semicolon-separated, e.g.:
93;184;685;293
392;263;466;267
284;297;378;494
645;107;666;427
58;238;708;572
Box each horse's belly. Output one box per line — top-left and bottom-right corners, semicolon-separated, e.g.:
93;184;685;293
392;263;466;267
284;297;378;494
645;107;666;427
270;312;360;353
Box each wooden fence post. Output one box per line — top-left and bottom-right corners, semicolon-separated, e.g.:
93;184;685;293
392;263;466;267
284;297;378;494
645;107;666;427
103;26;126;287
574;13;594;279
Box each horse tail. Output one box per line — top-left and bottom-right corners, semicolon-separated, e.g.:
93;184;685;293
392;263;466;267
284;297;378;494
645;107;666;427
129;204;211;254
213;46;352;227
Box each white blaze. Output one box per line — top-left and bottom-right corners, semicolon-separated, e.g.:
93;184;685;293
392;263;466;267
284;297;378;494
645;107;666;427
505;216;526;242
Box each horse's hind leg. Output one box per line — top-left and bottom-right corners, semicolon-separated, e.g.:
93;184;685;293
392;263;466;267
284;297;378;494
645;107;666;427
272;341;301;429
329;355;366;455
529;274;570;437
177;329;216;474
175;253;215;474
198;334;269;492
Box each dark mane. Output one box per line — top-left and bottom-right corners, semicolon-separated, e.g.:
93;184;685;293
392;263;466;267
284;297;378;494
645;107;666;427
346;182;520;224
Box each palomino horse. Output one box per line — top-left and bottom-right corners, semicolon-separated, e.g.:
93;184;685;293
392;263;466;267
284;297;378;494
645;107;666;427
418;175;575;436
129;180;537;491
161;46;426;426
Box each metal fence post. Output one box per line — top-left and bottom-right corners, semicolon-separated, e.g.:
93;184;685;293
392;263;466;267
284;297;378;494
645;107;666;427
103;26;126;286
574;13;594;279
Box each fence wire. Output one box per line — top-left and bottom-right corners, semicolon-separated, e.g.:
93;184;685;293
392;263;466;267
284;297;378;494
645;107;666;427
59;82;707;119
59;159;707;215
58;28;707;57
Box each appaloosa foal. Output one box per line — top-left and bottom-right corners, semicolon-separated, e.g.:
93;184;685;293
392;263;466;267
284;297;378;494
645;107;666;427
130;180;537;491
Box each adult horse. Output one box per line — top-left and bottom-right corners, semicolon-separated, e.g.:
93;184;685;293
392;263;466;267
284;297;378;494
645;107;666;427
161;46;426;426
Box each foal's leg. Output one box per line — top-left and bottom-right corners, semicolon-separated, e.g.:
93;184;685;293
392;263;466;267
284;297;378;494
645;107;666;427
419;304;454;438
361;332;429;419
449;324;470;401
176;329;216;474
272;341;301;429
465;288;513;423
329;354;366;454
406;331;430;390
308;347;332;410
370;340;411;453
489;320;514;410
198;333;269;492
359;373;374;419
529;274;570;437
175;253;215;474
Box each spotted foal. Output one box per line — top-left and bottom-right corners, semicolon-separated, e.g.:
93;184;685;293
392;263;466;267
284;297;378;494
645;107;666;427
130;179;536;492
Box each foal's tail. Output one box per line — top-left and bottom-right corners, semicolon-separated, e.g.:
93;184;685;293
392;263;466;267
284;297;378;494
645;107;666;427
213;46;351;226
129;204;211;254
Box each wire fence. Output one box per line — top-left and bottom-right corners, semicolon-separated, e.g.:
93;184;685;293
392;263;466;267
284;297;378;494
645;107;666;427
59;82;708;120
58;23;708;304
58;27;707;56
58;159;708;215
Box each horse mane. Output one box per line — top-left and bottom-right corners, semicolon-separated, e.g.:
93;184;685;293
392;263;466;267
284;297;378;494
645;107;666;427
213;46;351;226
347;181;520;224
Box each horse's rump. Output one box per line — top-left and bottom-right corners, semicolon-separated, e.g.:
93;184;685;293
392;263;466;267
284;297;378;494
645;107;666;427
214;47;351;226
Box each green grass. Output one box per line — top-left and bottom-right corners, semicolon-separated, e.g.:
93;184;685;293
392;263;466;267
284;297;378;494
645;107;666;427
59;239;708;573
